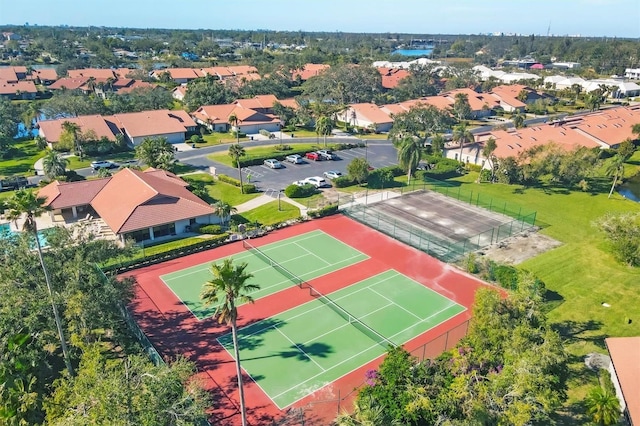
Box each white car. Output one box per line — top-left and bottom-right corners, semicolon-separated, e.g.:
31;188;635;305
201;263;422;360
323;170;343;179
292;180;307;187
285;154;304;164
317;150;337;160
264;159;283;169
303;176;329;188
91;160;118;170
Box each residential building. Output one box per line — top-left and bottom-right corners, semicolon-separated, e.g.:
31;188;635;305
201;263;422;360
0;80;37;100
67;68;118;80
48;77;89;91
38;115;119;147
38;168;217;243
28;68;58;85
337;103;394;133
378;67;411;90
291;64;330;81
605;337;639;426
625;68;640;80
151;68;204;84
172;85;187;101
108;109;196;145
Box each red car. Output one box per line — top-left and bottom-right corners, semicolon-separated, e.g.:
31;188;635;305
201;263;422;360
305;152;322;161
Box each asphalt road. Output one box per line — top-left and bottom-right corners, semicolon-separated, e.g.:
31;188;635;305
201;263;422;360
176;138;399;192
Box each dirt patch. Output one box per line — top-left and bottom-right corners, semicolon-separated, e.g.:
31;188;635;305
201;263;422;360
476;230;562;265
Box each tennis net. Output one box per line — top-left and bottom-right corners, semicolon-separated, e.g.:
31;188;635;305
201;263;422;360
307;285;396;348
242;239;304;288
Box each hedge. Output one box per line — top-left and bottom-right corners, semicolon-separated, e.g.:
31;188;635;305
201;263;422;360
198;224;223;234
284;183;316;198
308;204;338;218
332;176;355;188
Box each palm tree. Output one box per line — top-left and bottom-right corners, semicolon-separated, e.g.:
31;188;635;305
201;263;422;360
335;395;396;426
200;259;259;426
214;201;237;229
228;144;246;194
585;385;620;426
6;190;74;377
631;123;640;141
397;136;422;184
228;113;240;143
315;115;333;147
61;121;83;160
42;150;68;180
452;122;474;163
606;154;625;199
482;137;498;182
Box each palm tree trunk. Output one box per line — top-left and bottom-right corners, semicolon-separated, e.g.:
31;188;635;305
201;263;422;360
34;224;74;377
608;173;618;199
237;162;244;194
231;321;248;426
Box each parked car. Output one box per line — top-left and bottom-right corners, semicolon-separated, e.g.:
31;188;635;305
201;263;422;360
292;180;307;187
91;160;119;170
285;154;304;164
0;176;30;192
303;176;329;188
305;152;322;161
323;170;343;179
263;159;283;169
317;150;337;160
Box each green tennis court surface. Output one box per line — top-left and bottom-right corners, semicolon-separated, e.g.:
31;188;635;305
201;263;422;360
217;269;466;409
160;230;368;320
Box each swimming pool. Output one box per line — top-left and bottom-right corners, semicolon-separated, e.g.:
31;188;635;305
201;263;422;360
0;223;49;247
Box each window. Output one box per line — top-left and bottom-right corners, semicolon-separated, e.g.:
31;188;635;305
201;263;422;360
153;223;176;238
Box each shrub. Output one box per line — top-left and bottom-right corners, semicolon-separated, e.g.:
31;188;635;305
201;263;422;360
190;134;203;143
259;129;272;137
423;157;460;178
332;176;355;188
217;174;241;186
198;224;223;234
308;204;338;218
274;144;292;151
284;183;316;198
242;184;257;193
494;264;519;289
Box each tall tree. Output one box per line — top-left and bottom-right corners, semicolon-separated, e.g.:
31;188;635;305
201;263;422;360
396;136;422;184
481;137;498;182
452;92;472;121
346;157;370;186
135;137;176;170
61;121;83;159
228;113;240;144
315;115;333;147
5;190;74;377
228;143;246;194
452;122;474;163
214;200;237;228
42;150;68;180
606;154;625;199
200;259;259;426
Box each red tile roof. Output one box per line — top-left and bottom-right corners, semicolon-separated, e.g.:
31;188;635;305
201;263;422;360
443;88;500;111
49;77;89;90
67;68;117;79
346;103;393;125
606;337;640;425
161;68;204;80
108;109;196;138
572;106;640;147
38;178;110;209
0;68;18;82
292;64;330;81
114;68;136;79
114;80;156;93
235;94;279;110
489;84;529;109
0;80;37;95
90;168;214;233
38;115;118;144
30;68;58;82
378;67;410;89
191;104;238;125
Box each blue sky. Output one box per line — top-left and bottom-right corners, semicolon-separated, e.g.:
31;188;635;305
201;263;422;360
1;0;638;37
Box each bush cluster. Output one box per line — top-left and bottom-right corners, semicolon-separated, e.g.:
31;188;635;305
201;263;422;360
198;224;223;234
308;204;338;218
284;183;316;198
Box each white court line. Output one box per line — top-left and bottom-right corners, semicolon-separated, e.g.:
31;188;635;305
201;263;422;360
367;287;423;321
293;242;331;265
272;303;463;402
302;302;394;346
159;277;207;321
273;326;326;371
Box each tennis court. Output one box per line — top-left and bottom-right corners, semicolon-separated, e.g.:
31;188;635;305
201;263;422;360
160;230;369;320
217;269;465;409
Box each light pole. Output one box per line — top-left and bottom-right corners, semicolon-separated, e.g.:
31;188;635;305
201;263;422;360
364;139;368;163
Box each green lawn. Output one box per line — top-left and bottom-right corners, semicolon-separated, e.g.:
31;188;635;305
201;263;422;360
446;167;640;418
183;173;260;206
0;140;46;177
237;200;300;226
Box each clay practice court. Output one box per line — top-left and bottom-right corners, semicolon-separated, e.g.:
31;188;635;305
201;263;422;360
126;215;492;425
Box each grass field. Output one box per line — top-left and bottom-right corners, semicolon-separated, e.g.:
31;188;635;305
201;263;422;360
447;162;640;416
218;269;465;408
0;140;46;176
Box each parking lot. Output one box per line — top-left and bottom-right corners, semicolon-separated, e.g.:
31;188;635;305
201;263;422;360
238;142;398;192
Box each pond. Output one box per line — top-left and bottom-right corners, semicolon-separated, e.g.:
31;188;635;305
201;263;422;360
619;173;640;202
